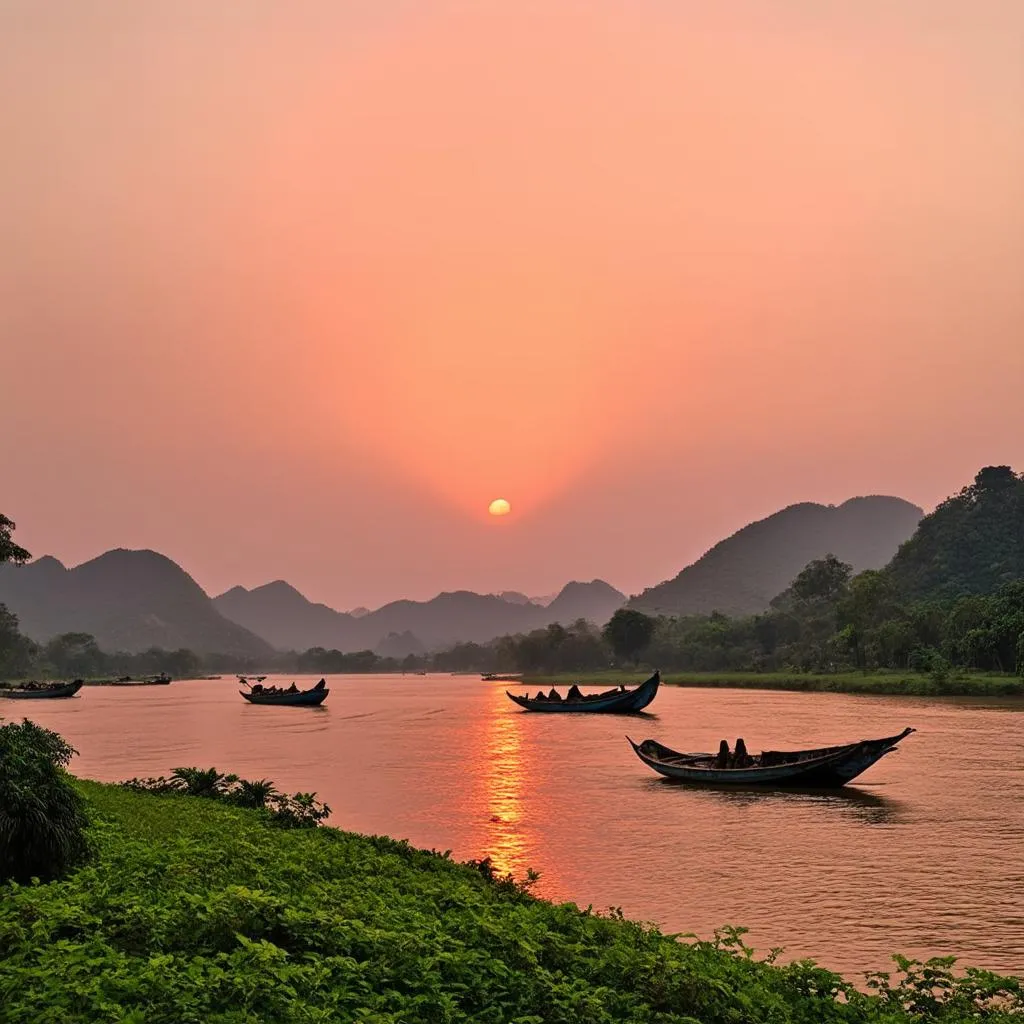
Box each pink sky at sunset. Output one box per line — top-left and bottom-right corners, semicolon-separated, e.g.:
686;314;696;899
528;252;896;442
2;0;1022;609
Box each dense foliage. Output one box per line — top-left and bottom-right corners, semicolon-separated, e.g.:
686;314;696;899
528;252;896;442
887;467;1024;600
0;782;1020;1023
121;766;331;829
0;720;91;884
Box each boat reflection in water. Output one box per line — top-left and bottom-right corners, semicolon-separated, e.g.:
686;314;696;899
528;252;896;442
641;777;902;826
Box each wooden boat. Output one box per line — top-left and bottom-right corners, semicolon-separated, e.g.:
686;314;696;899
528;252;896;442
507;671;660;713
240;678;329;706
627;727;914;787
0;680;84;700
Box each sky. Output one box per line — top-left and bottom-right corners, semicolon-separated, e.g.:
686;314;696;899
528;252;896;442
1;0;1022;610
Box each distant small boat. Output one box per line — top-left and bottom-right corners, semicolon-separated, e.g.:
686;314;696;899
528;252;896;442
628;727;915;787
507;671;660;713
240;678;328;707
0;680;84;700
483;673;522;682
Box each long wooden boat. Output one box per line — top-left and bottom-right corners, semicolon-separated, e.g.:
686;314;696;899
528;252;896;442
240;678;329;707
0;680;84;700
627;726;914;787
507;671;660;713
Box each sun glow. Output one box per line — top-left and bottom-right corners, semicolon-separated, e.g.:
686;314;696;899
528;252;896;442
488;498;511;517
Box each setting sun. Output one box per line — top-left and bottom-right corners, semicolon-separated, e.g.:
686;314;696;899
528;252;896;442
488;498;511;517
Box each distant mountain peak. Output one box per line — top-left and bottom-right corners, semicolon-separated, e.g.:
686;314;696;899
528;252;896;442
629;494;922;617
0;548;271;655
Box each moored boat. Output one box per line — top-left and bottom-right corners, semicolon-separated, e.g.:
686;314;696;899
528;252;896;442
0;680;84;700
507;671;660;713
627;727;914;787
240;678;329;707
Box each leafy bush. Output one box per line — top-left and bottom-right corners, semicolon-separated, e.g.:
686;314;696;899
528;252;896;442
0;720;91;883
120;766;331;828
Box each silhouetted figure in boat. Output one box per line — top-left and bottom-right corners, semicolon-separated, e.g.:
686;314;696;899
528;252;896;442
547;688;563;702
715;740;730;769
288;683;298;693
732;738;750;768
567;684;583;701
534;691;547;701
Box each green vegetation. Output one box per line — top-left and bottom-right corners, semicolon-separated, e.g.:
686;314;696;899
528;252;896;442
0;513;31;567
0;720;91;884
628;495;922;617
522;669;1024;697
1;780;1020;1023
121;766;331;829
602;608;656;665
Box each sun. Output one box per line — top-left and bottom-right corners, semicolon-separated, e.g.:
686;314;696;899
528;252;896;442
488;498;511;517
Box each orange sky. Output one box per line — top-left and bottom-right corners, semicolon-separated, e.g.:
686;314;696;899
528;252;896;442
2;0;1022;609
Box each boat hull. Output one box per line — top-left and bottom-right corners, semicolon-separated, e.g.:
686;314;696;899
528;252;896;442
507;672;660;713
0;680;84;700
628;728;914;787
240;684;329;706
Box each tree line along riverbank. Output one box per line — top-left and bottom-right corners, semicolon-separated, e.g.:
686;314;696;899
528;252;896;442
521;670;1024;697
1;773;1022;1022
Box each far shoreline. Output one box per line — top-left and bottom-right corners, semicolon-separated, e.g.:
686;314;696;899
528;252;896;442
519;669;1024;698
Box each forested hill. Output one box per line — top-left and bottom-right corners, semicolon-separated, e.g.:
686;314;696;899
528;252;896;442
886;466;1024;599
629;495;923;617
0;549;271;656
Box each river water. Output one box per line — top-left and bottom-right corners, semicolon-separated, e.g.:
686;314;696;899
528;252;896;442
8;674;1024;980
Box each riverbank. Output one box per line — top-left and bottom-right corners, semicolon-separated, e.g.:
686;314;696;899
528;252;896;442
522;669;1024;697
1;781;1020;1022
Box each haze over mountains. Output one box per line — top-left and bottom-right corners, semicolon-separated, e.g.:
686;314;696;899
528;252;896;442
0;550;271;656
629;496;923;617
213;579;625;654
0;493;923;656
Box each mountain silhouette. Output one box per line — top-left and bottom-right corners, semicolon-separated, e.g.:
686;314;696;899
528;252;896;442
214;581;360;651
0;549;272;655
629;496;923;617
215;578;626;652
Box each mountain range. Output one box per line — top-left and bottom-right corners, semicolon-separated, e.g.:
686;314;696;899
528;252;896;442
0;492;923;656
213;579;626;654
628;496;923;617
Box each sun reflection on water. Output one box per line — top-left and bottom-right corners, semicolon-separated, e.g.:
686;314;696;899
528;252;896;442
473;686;531;878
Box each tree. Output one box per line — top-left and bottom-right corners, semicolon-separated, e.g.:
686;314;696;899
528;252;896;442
0;513;31;565
44;633;105;678
790;555;853;605
0;721;91;883
0;604;37;679
602;609;655;666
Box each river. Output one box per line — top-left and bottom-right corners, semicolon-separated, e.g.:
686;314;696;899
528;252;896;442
8;674;1024;980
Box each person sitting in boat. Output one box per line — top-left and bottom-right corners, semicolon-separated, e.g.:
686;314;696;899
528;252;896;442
715;740;730;769
566;684;583;701
288;683;298;693
533;691;547;701
547;688;563;702
732;738;750;768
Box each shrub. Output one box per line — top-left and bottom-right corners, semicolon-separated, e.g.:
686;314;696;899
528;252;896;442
0;720;91;883
121;767;331;828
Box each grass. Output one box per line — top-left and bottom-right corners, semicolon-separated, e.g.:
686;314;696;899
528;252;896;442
0;781;1021;1022
522;670;1024;697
